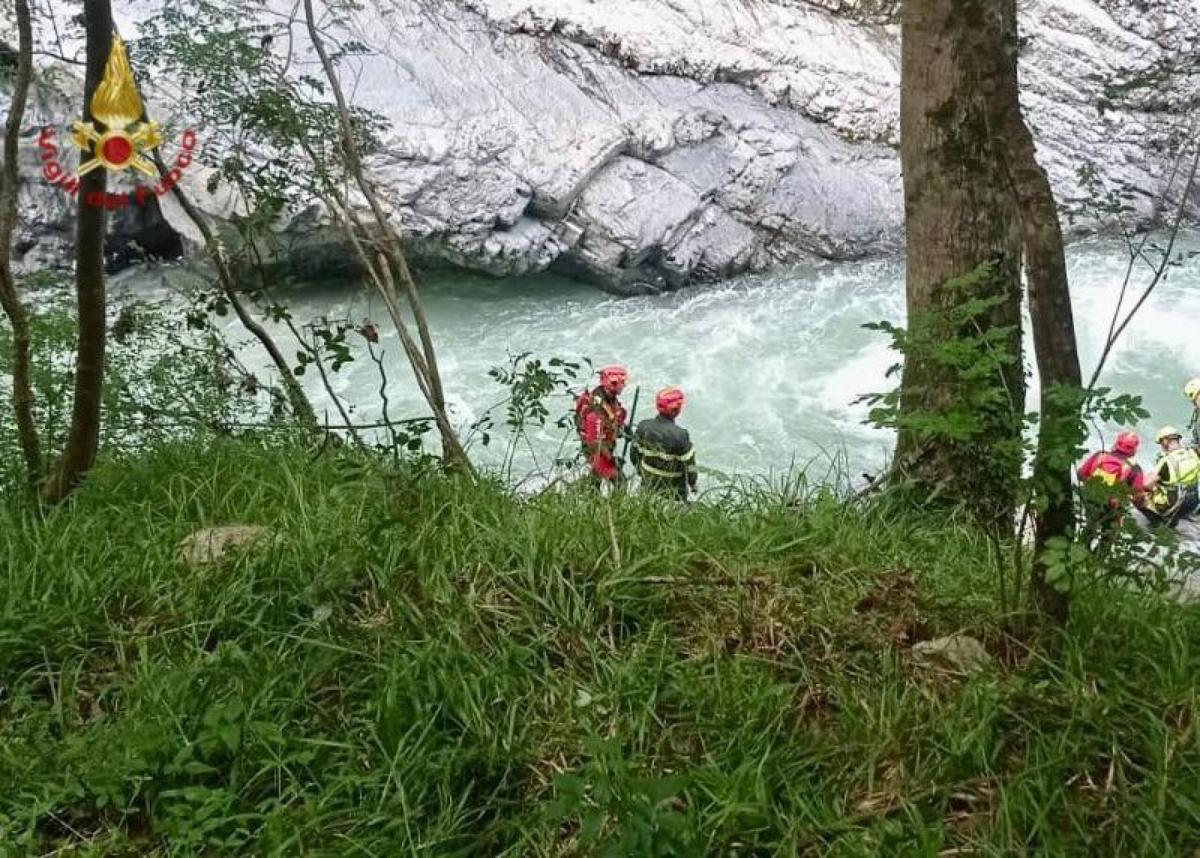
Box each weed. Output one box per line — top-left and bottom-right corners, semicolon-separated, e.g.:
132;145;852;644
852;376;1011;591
2;438;1200;854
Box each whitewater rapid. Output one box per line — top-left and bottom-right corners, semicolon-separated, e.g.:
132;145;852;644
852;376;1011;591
123;233;1200;484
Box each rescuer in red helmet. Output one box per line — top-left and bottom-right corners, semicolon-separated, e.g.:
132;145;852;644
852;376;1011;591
631;386;698;500
1077;431;1148;529
574;365;629;485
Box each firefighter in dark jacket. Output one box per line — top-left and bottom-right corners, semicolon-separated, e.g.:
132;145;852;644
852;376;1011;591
631;387;698;500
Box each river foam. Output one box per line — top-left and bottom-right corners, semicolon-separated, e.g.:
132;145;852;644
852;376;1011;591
192;233;1199;482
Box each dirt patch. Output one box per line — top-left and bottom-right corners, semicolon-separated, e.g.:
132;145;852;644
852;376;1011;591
942;778;999;842
853;568;929;648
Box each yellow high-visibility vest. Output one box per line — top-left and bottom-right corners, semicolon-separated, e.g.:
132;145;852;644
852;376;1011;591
1159;447;1200;489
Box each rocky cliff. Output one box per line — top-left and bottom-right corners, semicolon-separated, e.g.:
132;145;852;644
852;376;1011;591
3;0;1198;293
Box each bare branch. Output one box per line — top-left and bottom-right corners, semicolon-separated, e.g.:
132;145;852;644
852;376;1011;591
150;147;321;431
1087;145;1200;390
32;48;85;65
299;0;470;470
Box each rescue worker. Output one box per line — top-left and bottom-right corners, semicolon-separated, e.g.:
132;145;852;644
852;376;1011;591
630;386;698;501
1143;426;1200;528
575;365;629;486
1077;431;1148;529
1186;378;1200;450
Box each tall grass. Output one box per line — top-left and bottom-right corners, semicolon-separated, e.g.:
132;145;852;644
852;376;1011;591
2;438;1200;855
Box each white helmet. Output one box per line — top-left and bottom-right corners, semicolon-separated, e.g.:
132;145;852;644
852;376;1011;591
1187;377;1200;404
1156;425;1183;444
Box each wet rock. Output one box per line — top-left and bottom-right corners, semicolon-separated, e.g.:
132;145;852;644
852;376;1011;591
912;634;993;675
178;525;272;569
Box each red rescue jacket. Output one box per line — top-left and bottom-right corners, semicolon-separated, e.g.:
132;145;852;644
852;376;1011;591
575;386;627;481
1078;450;1145;507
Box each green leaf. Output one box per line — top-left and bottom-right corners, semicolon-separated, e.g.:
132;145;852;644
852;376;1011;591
182;760;219;776
554;774;586;801
218;724;241;752
580;809;606;842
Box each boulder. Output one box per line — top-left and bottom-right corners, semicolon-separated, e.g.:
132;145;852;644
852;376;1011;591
177;525;272;569
912;634;993;675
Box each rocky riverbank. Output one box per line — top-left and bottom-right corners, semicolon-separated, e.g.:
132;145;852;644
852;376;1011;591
3;0;1198;293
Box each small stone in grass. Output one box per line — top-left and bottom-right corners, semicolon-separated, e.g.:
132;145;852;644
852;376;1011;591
178;525;271;569
912;634;992;674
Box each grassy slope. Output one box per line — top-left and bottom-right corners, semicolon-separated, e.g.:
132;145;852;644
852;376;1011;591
2;439;1199;856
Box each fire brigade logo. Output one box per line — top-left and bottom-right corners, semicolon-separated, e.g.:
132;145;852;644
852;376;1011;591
71;36;162;176
39;33;198;210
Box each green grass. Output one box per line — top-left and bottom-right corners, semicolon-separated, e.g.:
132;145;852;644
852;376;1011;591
2;438;1200;855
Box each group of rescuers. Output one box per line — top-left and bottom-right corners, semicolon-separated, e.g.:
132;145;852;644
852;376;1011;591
574;364;698;500
578;365;1200;516
1077;378;1200;530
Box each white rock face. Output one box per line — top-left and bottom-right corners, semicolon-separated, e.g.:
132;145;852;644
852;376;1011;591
3;0;1198;293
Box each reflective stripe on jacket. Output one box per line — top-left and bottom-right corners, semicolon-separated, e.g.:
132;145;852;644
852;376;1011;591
1148;447;1200;515
1158;447;1200;489
636;444;695;479
631;415;697;494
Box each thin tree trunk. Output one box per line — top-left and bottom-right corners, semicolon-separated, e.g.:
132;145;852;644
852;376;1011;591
897;0;1025;528
0;0;41;491
992;0;1082;622
42;0;111;504
151;151;320;430
300;0;470;471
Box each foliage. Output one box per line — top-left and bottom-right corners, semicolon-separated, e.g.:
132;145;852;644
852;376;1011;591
130;0;391;418
549;736;696;856
486;354;583;435
0;283;266;494
858;261;1025;527
3;439;1200;854
1090;52;1200;117
471;353;586;480
859;291;1020;444
135;0;471;466
1062;161;1140;229
858;263;1197;608
138;0;381;239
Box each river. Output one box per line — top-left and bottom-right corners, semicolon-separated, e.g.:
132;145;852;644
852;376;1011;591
120;233;1200;485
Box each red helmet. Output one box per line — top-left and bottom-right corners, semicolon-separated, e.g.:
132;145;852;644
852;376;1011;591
599;364;628;395
655;386;685;417
1113;431;1140;456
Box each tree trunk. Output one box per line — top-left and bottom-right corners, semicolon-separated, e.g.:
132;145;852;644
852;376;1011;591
897;0;1026;528
0;0;42;491
42;0;111;504
992;0;1083;622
